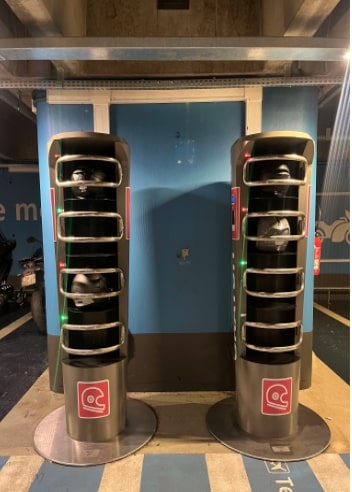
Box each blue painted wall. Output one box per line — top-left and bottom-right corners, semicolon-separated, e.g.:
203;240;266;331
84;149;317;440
35;89;318;343
110;102;244;334
35;96;94;336
262;86;318;334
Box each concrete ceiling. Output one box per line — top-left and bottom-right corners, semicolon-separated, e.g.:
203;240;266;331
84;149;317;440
0;0;349;163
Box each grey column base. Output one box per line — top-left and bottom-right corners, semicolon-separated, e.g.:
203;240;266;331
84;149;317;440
34;399;157;466
207;396;330;462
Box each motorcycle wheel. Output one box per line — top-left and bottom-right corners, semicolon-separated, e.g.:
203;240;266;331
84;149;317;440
31;289;46;335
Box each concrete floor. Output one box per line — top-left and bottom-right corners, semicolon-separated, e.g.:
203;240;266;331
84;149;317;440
0;351;349;491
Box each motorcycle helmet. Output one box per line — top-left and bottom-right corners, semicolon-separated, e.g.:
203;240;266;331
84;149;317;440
71;168;89;198
71;273;109;308
90;169;106;197
256;216;290;252
260;163;291;196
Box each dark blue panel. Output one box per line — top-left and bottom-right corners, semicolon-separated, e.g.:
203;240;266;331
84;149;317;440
140;454;211;492
315;66;350;271
0;169;42;275
316;160;349;274
243;457;324;492
28;460;104;492
111;102;243;334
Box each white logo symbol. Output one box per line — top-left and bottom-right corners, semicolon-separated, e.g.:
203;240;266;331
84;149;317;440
265;383;289;410
80;386;106;414
265;461;290;473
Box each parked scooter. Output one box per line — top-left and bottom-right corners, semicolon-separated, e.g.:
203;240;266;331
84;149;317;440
0;229;25;313
18;236;46;335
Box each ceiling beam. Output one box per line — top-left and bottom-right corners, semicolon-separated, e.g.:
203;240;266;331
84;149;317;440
284;0;342;36
0;36;348;62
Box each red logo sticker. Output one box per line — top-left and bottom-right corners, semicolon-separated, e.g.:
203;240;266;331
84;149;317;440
262;377;292;415
77;380;110;419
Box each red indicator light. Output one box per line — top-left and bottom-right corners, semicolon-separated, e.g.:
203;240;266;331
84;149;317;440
241;207;247;213
244;152;251;159
58;261;66;269
54;153;61;158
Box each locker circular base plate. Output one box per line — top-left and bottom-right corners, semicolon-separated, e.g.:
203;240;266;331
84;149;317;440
34;399;157;466
207;396;330;461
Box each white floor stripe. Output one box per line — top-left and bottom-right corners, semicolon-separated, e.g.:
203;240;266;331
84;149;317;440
308;453;350;492
0;312;32;341
98;454;144;492
313;302;350;327
0;455;43;492
205;453;252;492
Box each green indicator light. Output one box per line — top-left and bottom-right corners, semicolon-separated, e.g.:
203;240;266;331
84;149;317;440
239;259;247;267
56;207;63;214
60;313;67;323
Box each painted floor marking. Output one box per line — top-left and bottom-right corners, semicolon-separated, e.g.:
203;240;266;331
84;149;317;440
140;454;211;492
99;454;144;492
314;302;350;327
0;312;32;341
308;453;350;492
0;456;43;492
0;456;8;470
243;456;324;492
28;459;105;492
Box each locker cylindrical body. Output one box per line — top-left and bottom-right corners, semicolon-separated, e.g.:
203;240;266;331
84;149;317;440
235;356;300;438
62;357;126;442
231;131;313;439
48;132;130;442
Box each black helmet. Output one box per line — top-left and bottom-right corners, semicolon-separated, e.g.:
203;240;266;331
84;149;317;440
71;273;109;308
71;168;89;198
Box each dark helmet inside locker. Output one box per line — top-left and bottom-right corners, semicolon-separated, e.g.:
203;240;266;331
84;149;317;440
71;273;109;308
260;163;291;196
71;168;107;198
71;168;90;198
90;169;106;197
256;216;290;252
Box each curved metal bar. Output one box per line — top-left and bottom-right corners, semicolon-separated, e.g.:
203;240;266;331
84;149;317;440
242;211;306;242
243;154;307;186
63;321;124;331
59;267;125;298
243;320;302;330
241;322;303;352
56;154;123;187
61;323;126;356
57;211;123;242
243;269;304;298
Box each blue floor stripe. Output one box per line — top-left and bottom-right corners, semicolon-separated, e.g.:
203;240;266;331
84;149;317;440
0;456;9;470
243;456;324;492
28;460;104;492
140;454;211;492
341;454;350;468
